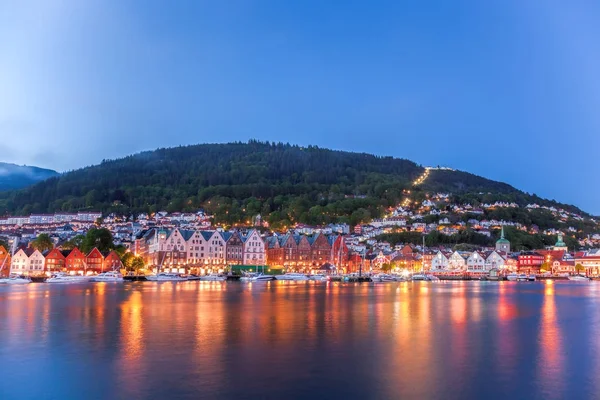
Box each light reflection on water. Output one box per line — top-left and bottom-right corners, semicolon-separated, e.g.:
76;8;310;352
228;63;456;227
0;281;598;400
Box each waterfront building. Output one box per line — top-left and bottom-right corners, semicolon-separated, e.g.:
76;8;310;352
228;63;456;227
10;248;45;276
466;251;486;272
86;248;104;273
448;251;468;270
225;231;244;266
45;248;66;272
203;230;227;267
103;251;123;270
309;233;332;268
431;251;449;270
518;252;545;273
485;250;507;270
0;245;10;277
242;230;265;266
65;248;86;272
575;250;600;276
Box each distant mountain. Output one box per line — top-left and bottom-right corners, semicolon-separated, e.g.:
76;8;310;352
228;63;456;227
0;142;589;228
0;162;59;191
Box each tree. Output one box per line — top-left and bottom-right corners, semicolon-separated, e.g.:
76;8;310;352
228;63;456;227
575;263;585;274
31;233;54;252
381;263;392;272
61;235;84;250
131;256;145;273
81;228;114;253
121;252;135;270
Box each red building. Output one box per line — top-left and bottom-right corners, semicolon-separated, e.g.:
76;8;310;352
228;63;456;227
309;233;331;268
45;248;66;272
330;236;349;269
518;252;544;273
65;248;86;272
266;236;284;268
103;251;123;270
86;248;104;273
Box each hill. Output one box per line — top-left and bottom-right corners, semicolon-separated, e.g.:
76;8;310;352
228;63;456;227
0;141;589;229
0;163;59;191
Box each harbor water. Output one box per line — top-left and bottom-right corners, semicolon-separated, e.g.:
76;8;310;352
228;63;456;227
1;280;599;399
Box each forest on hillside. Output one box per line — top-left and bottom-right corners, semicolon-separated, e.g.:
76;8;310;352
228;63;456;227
0;141;589;229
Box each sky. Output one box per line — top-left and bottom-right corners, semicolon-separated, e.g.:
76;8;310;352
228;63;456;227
1;0;599;213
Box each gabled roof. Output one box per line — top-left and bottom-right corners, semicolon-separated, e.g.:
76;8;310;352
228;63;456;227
200;231;214;241
180;229;195;241
221;232;233;241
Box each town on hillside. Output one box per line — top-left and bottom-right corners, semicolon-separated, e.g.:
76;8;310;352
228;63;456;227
1;203;600;278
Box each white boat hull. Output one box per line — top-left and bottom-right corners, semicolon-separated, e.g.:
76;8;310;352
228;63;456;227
275;274;308;281
0;278;31;284
568;275;590;281
46;276;92;284
146;276;187;282
199;275;227;281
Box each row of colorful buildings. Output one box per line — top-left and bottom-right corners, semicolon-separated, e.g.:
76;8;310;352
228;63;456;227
132;228;357;273
0;246;123;276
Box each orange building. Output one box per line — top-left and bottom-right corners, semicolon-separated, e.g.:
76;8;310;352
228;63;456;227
0;245;11;277
45;248;66;272
86;248;104;273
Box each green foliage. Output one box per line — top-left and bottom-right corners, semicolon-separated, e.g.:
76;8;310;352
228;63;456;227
0;142;590;229
575;263;585;273
381;263;392;272
61;235;84;250
31;233;54;252
80;228;115;253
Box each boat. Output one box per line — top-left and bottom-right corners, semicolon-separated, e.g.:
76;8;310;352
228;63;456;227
145;272;188;282
506;273;518;281
240;273;274;282
411;273;428;281
517;273;529;281
568;274;590;281
199;274;227;281
308;274;328;281
46;272;92;284
275;273;309;281
528;274;536;282
90;271;124;282
0;274;32;284
186;274;202;281
372;273;396;282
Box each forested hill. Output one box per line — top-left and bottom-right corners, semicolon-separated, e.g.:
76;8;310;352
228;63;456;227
0;163;58;191
0;141;586;226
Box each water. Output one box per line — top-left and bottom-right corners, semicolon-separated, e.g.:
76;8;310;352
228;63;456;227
1;280;599;400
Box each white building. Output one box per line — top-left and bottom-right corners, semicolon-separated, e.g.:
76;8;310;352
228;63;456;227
10;249;45;276
431;251;449;270
242;230;266;265
466;251;486;272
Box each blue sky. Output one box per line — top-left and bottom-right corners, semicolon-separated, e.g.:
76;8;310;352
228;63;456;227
1;1;599;213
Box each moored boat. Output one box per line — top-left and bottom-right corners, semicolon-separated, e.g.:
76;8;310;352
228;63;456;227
91;271;124;282
0;274;32;284
517;273;528;281
275;273;309;281
199;274;227;281
568;274;590;281
46;272;92;284
308;274;328;281
506;273;518;281
241;273;274;282
528;274;536;282
145;272;187;282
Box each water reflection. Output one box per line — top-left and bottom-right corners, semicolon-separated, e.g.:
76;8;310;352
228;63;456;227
0;281;598;399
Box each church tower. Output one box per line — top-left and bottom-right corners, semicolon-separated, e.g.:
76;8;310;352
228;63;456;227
496;226;510;253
